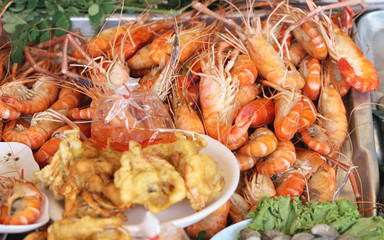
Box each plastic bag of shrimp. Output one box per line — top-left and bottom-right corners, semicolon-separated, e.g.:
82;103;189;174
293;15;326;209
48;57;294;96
91;86;176;151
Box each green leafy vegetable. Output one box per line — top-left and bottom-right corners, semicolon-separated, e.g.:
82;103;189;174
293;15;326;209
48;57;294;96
246;196;361;235
343;216;384;240
0;0;191;63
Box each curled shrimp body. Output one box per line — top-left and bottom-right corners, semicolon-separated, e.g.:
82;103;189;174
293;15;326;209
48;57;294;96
34;123;91;167
297;95;317;133
293;148;326;178
230;54;258;87
0;180;43;225
1;77;59;115
318;60;348;152
3;111;65;150
224;110;254;150
34;125;71;167
238;127;278;158
291;21;328;60
299;124;332;156
325;23;379;92
299;56;321;100
256;140;296;175
236;98;275;128
307;163;336;201
126;44;157;70
274;91;304;142
235;152;257;171
274;169;306;198
186;200;230;239
234;84;261;108
50;84;82;112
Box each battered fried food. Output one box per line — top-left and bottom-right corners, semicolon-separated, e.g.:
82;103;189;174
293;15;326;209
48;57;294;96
114;141;186;214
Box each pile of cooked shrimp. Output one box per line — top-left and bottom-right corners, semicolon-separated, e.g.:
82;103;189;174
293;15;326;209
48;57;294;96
0;0;379;238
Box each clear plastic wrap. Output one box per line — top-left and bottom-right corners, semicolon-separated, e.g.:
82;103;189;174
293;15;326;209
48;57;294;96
91;89;176;151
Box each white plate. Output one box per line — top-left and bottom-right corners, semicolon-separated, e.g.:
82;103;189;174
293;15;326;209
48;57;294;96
46;130;240;233
211;219;252;240
0;142;50;233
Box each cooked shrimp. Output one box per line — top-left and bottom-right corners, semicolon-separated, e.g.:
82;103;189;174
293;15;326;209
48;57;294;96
277;3;328;60
34;123;91;167
171;77;204;134
50;84;82;112
323;22;379;92
0;180;43;225
34;125;72;167
243;170;276;203
297;95;317;132
236;97;275;128
246;33;305;90
234;84;261;108
238;127;278;158
81;19;160;61
273;89;304;142
274;169;306;198
307;163;336;201
291;20;328;60
199;44;241;142
191;3;305;91
256;140;296;175
186;200;230;239
126;44;157;70
235;152;257;171
299;124;332;156
331;60;351;97
229;192;250;223
223;111;253;150
68;107;96;120
293;148;326;178
1;76;59;115
3;110;65;150
230;54;258;87
318;59;348;152
299;56;321;100
0;102;20;120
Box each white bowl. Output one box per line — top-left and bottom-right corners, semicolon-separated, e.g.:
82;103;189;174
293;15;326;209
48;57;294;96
46;130;240;233
211;219;252;240
0;142;50;233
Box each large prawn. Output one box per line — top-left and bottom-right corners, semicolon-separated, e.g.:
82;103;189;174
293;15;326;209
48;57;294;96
0;180;44;225
318;59;348;153
1;75;59;115
199;44;252;150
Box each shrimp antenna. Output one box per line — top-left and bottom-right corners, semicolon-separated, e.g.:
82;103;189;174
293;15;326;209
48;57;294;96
331;165;358;203
192;1;244;33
